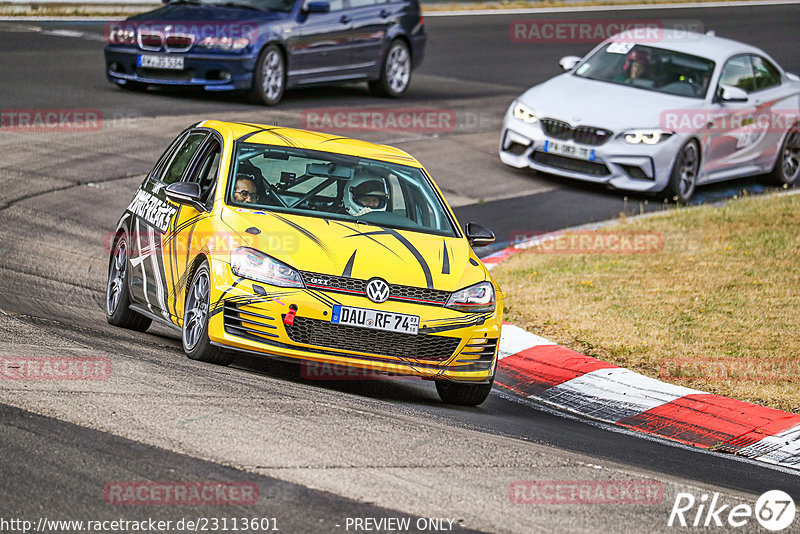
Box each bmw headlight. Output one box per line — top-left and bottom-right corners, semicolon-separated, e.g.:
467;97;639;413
230;247;304;288
196;36;250;51
445;282;496;313
109;25;135;45
513;102;538;124
620;130;673;145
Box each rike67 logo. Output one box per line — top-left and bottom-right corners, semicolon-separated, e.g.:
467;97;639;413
668;490;796;531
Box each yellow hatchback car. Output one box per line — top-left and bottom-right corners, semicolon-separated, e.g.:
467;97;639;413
106;120;503;405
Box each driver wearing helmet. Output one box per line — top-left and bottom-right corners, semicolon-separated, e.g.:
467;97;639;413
343;177;389;217
616;48;650;83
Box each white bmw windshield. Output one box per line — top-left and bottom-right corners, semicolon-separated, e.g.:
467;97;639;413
574;43;716;99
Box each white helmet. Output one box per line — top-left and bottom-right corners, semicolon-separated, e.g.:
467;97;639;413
344;177;389;217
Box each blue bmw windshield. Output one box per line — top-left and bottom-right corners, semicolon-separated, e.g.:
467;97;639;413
227;144;459;238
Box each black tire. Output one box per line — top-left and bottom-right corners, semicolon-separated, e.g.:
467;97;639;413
106;232;152;332
368;39;411;98
435;377;494;406
250;44;286;106
663;139;700;203
183;261;232;365
119;81;148;92
767;125;800;186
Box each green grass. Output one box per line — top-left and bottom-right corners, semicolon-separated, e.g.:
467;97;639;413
493;191;800;413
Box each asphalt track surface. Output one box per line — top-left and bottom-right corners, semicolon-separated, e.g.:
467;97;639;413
1;4;799;533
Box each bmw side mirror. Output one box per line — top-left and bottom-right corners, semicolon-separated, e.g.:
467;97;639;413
304;1;330;13
166;182;206;211
559;56;581;72
718;84;749;103
465;222;495;248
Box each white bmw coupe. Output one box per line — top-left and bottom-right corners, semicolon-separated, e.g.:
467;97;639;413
500;30;800;201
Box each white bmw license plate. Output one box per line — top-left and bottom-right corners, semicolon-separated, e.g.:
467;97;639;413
544;140;596;161
137;54;184;70
331;305;419;335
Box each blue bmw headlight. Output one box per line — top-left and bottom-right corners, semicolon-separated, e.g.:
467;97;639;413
196;36;250;51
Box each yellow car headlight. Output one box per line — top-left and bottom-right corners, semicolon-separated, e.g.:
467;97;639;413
445;282;496;313
230;247;304;288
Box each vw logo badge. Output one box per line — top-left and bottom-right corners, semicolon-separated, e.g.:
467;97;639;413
365;278;390;303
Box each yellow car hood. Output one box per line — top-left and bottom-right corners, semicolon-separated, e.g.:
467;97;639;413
221;207;486;292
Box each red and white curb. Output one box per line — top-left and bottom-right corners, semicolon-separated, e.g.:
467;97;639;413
487;228;800;471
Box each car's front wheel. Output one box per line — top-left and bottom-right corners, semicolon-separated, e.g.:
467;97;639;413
435;377;494;406
183;261;232;365
664;139;700;203
106;232;152;332
768;125;800;186
369;39;411;98
251;44;286;106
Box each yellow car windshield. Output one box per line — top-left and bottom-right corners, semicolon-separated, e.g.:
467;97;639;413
227;143;458;237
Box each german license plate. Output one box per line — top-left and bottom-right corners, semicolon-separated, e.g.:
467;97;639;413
137;54;184;70
544;140;596;161
331;305;419;335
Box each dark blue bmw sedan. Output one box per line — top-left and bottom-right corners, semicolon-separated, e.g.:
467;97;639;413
104;0;426;105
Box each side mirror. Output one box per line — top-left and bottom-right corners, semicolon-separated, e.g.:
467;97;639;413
717;84;748;103
558;56;581;72
465;222;495;248
165;182;206;211
304;1;330;13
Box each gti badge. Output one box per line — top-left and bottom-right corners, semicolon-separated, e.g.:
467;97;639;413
365;278;390;303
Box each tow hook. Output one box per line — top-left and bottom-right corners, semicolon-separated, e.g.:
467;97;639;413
284;304;298;326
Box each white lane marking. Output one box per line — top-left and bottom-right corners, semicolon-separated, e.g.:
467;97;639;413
497;323;555;360
537;367;704;423
737;423;800;467
2;0;155;3
424;0;800;16
42;29;84;37
41;28;107;41
0;23;107;41
0;17;124;21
